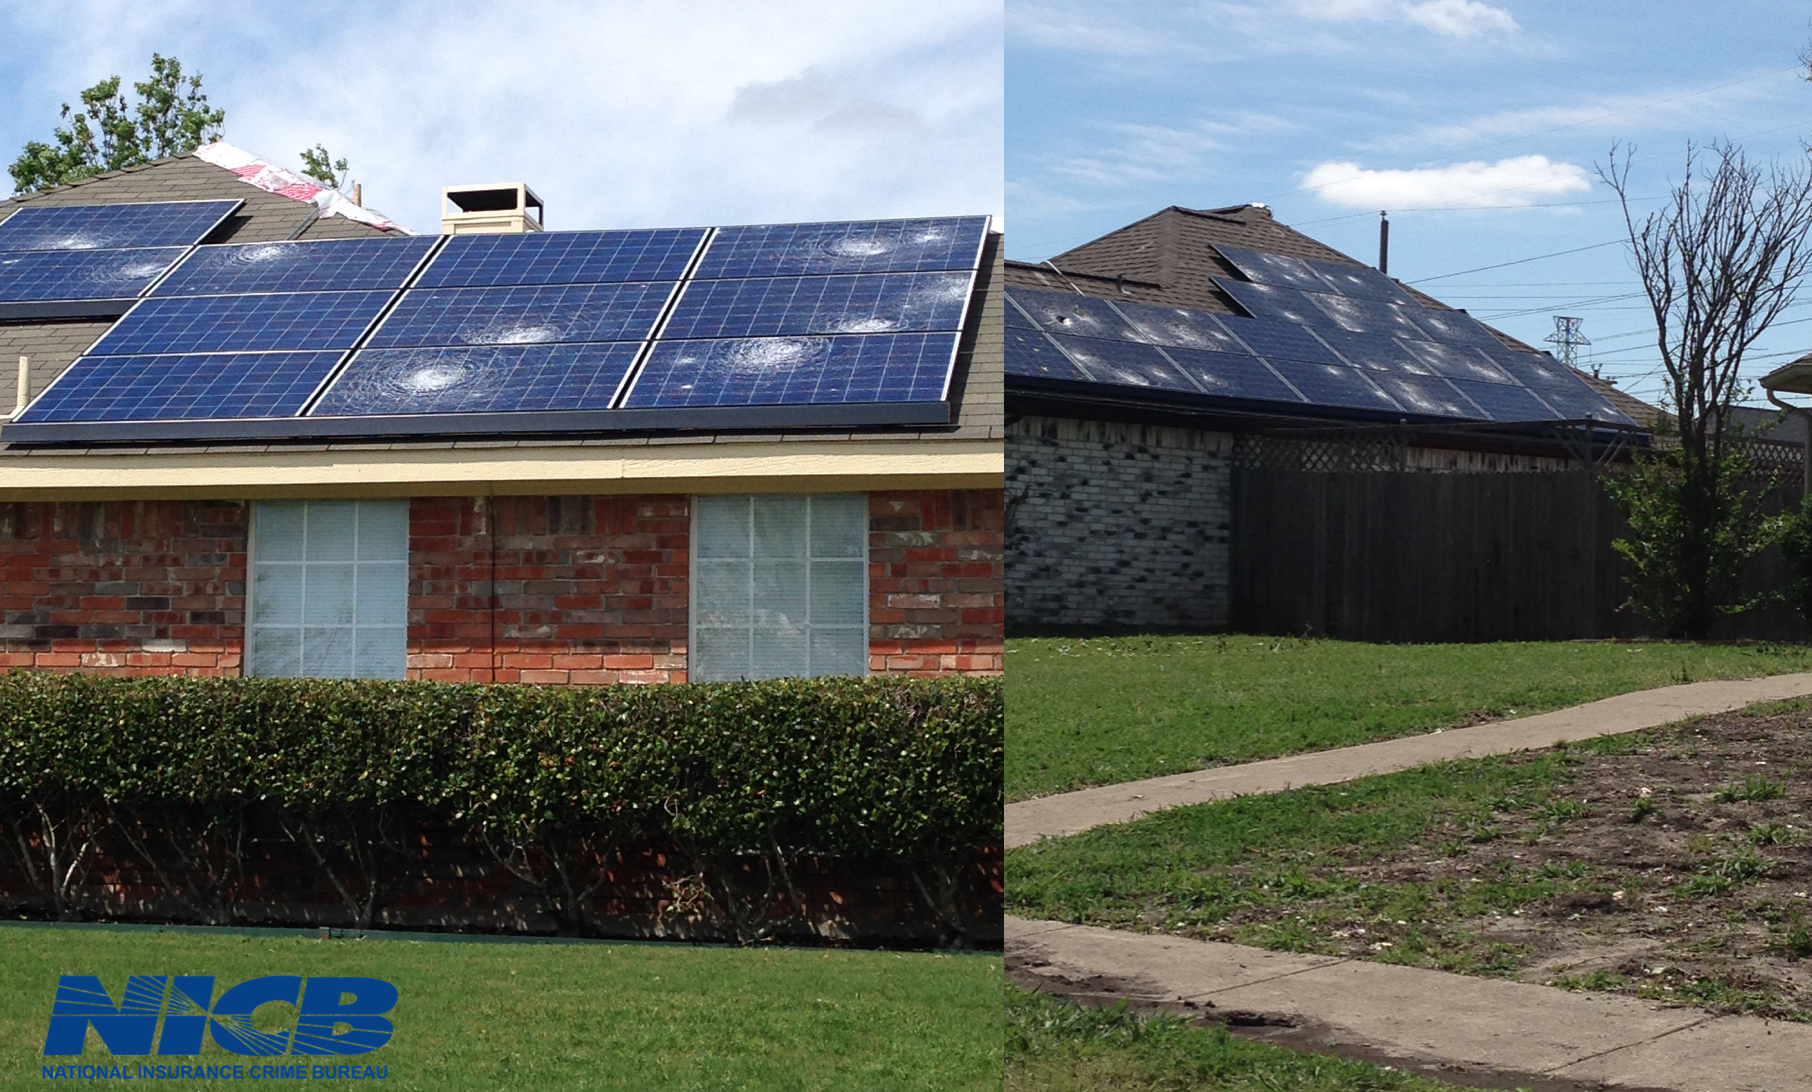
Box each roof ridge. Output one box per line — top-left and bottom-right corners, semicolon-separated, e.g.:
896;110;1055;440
0;153;206;207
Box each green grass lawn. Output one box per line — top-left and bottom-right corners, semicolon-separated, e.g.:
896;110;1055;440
1006;986;1467;1091
1005;634;1812;800
0;925;1002;1091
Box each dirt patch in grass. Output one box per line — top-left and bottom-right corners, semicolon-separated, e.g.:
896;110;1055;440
1202;706;1812;1020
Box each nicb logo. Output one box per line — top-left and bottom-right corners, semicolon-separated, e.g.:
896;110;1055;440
44;975;397;1057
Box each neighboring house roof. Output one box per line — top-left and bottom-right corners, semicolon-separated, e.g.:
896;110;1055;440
1004;202;1661;431
0;156;1003;498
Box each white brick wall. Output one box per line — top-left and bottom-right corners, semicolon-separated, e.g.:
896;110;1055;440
1007;414;1233;631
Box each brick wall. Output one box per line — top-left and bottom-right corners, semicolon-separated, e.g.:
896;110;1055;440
0;500;246;674
1007;414;1233;633
408;495;690;684
869;489;1004;675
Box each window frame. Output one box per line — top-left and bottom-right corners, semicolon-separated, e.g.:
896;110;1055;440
687;492;871;682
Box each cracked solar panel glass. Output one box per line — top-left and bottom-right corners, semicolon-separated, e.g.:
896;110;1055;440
1110;298;1249;353
1160;347;1304;405
1447;379;1561;422
1215;279;1339;328
1006;287;1143;341
1306;259;1414;304
626;332;959;408
1309;291;1429;339
1313;328;1435;375
1407;306;1501;346
367;283;674;349
17;351;343;423
1400;338;1513;384
156;236;438;296
0;246;185;302
312;343;642;416
415;228;707;288
1212;245;1333;293
1220;318;1342;364
1531;379;1632;424
89;291;392;355
1006;326;1092;382
0;200;239;251
1046;334;1201;394
1370;373;1479;419
1478;345;1576;388
1005;293;1040;329
695;216;988;278
664;272;971;340
1265;359;1401;413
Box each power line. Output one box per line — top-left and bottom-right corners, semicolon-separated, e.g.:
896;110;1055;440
1406;239;1626;284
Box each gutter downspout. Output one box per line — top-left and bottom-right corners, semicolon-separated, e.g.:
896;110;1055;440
1766;388;1812;498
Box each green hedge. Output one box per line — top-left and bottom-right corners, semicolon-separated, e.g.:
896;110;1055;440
0;672;1001;857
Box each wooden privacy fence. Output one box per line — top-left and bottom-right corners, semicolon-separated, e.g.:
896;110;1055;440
1230;467;1808;643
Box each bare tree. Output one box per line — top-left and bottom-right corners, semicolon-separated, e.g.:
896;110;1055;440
1599;142;1812;637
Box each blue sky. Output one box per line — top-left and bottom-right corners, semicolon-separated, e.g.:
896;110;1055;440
0;1;1002;235
1008;0;1812;407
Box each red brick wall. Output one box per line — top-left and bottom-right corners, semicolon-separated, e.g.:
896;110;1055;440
408;495;689;684
0;501;246;675
868;490;1005;676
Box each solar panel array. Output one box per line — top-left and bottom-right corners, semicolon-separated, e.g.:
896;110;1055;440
0;200;241;310
6;214;991;442
1005;243;1631;427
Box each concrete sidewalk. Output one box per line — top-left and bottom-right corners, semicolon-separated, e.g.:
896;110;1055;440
1009;917;1812;1092
1007;673;1812;848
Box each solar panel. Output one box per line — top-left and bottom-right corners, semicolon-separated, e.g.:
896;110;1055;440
366;283;675;349
1447;379;1561;422
664;272;971;340
1222;319;1343;365
88;291;393;356
415;228;707;288
1265;360;1401;412
16;351;343;423
0;200;242;252
0;247;186;302
1006;326;1093;382
1407;307;1501;346
1046;334;1202;394
625;332;959;408
1400;338;1513;384
311;343;642;416
1479;345;1577;388
1215;279;1338;327
1306;259;1414;304
1005;293;1041;328
695;217;988;278
1312;328;1435;374
1369;373;1479;419
1161;347;1304;404
1006;288;1143;341
156;236;438;296
1212;245;1333;293
1110;298;1249;354
1309;292;1429;339
1531;380;1632;424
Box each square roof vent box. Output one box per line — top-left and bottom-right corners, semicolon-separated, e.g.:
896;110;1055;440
441;182;544;235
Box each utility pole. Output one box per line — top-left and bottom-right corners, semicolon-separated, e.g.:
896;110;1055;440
1545;315;1593;376
1378;211;1389;274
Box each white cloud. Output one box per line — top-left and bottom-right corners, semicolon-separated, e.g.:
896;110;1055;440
1300;154;1589;209
1286;0;1519;37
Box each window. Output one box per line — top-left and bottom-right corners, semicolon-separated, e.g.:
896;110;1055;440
691;493;868;681
248;500;409;679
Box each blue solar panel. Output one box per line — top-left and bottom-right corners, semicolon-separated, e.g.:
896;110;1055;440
664;272;971;340
1408;307;1500;346
367;283;675;349
1006;287;1142;341
1479;345;1577;388
1370;373;1479;419
1006;293;1040;328
0;247;185;302
89;291;392;355
1309;292;1429;339
1306;260;1414;304
1448;379;1560;422
695;217;988;278
1311;328;1433;375
626;332;959;408
17;351;342;422
1110;298;1249;354
416;229;707;289
1213;245;1333;293
1216;279;1339;328
0;200;240;251
312;343;642;416
1223;319;1343;364
1006;326;1093;382
1266;360;1401;412
1400;338;1513;383
1162;347;1304;405
1531;380;1633;424
156;236;438;296
1046;334;1202;394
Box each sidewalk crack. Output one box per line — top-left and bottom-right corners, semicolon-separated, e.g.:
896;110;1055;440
1540;1013;1722;1075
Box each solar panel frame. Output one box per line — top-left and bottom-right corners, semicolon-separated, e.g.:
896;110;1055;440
154;236;440;296
1212;244;1334;293
1007;288;1145;341
0;199;242;252
1221;319;1344;365
662;271;973;340
1006;325;1095;382
1215;278;1340;328
693;216;989;278
0;246;187;303
1044;334;1204;395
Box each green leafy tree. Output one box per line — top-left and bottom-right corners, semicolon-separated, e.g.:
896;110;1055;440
8;54;225;194
299;144;350;191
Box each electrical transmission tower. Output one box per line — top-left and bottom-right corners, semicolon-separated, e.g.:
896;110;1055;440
1545;316;1594;376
